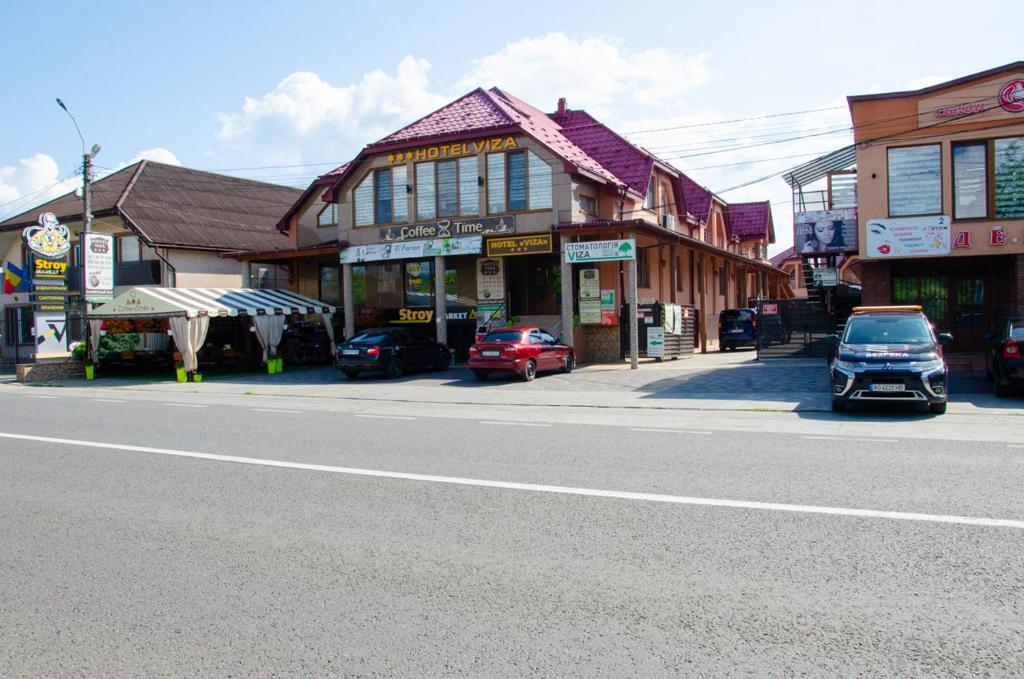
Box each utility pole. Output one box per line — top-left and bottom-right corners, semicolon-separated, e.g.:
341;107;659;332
56;98;100;362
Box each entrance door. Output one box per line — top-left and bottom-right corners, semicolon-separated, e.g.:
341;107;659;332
952;277;990;352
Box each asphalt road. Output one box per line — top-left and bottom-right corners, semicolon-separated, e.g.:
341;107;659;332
1;389;1022;676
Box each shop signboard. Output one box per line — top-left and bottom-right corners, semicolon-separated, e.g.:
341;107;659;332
475;303;505;327
386;136;518;165
476;257;505;301
22;213;70;351
392;307;476;324
83;232;114;302
578;269;601;325
865;215;950;258
794;208;857;254
564;239;635;263
341;236;483;264
647;327;665;358
600;289;616;325
486;234;552;257
380;216;514;242
812;268;838;287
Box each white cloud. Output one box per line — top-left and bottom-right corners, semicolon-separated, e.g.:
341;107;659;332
0;154;79;221
455;33;710;115
128;148;181;166
217;56;446;170
905;75;950;90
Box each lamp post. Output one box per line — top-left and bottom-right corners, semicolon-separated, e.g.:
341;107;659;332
56;98;100;365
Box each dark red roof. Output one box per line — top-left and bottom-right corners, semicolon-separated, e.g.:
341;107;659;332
374;89;514;145
679;175;714;225
725;201;775;242
770;246;798;268
548;109;654;197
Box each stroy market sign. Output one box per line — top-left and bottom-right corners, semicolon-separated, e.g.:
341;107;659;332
386;136;518;165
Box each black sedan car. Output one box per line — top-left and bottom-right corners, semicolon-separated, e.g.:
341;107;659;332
829;306;952;414
987;316;1024;397
336;327;450;379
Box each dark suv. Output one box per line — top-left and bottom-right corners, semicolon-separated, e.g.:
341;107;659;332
829;306;953;414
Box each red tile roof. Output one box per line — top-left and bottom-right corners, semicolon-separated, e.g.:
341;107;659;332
725;201;775;242
374;89;515;145
679;175;714;225
547;109;654;197
770;246;798;268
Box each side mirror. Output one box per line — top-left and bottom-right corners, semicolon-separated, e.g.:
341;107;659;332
825;333;839;346
938;332;954;346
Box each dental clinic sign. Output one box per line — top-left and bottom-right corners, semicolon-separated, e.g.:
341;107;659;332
564;239;636;263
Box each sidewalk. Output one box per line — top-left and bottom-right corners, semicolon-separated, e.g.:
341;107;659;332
14;350;1021;416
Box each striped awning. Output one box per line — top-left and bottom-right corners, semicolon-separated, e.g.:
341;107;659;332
89;287;335;319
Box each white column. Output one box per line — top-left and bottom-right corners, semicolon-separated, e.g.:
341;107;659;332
559;241;573;347
342;263;355;339
628;257;639;369
434;255;447;345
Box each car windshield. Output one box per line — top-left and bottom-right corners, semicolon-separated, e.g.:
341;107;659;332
844;316;933;345
723;310;754;322
1010;321;1024;339
348;331;390;345
483;330;524;343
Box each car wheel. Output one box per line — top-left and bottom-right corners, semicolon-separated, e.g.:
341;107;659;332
343;370;359;380
995;379;1011;398
472;369;489;381
929;401;947;414
562;354;574;374
522;359;537;382
385;357;404;379
831;398;847;412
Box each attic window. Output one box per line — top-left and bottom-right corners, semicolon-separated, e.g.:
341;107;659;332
644;177;656;209
317;203;338;227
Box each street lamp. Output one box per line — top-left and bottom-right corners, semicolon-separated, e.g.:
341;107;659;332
56;98;101;365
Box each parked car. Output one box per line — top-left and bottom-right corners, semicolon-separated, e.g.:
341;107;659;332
719;308;758;350
468;326;574;381
336;327;449;379
986;316;1024;397
828;305;952;414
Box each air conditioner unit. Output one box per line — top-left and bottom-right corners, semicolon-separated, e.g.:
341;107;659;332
661;214;678;230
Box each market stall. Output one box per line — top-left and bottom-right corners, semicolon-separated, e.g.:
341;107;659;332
88;287;336;380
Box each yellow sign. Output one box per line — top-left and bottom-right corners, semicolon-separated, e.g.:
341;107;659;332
395;308;434;323
387;137;518;165
486;234;553;257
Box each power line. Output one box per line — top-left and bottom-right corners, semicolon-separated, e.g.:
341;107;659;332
622;105;847;135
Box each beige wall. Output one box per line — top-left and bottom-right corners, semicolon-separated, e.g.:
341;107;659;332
168;249;243;288
853;69;1024;261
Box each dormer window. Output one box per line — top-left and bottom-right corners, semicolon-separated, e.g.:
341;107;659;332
317;203;338;227
644;177;656;209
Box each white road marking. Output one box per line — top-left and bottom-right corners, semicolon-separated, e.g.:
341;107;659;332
0;431;1020;530
25;395;58;399
804;436;844;441
481;421;551;427
92;399;126;403
355;414;416;420
1009;444;1024;449
805;436;897;443
163;403;206;408
251;408;301;414
631;428;712;435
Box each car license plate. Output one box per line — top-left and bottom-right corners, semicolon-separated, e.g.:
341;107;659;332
870;383;905;392
342;349;360;355
482;350;500;357
729;328;744;333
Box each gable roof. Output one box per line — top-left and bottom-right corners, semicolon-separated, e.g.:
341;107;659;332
769;246;799;268
1;161;300;251
274;162;350;232
847;61;1024;103
725;201;775;242
547;108;655;197
679;174;714;225
374;89;516;145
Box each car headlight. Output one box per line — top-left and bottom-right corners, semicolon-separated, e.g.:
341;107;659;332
913;359;945;372
833;359;861;372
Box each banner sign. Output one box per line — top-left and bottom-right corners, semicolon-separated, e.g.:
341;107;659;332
647;327;665;358
486;234;552;257
380;216;514;242
564;239;636;263
33;311;68;356
23;213;70;353
795;208;857;254
578;269;601;324
341;236;483;264
83;232;114;302
476;257;505;302
865;215;951;258
812;268;838;287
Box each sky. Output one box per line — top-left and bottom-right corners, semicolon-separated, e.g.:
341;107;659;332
1;0;1019;255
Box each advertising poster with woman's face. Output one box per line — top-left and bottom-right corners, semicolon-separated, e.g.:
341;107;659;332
795;209;857;254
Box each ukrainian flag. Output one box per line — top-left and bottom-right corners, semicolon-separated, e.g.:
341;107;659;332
3;261;28;294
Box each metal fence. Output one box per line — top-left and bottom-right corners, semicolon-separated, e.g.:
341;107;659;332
755;299;836;359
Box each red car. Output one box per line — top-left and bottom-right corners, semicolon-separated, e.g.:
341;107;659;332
468;326;574;381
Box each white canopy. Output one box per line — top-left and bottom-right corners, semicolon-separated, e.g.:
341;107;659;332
89;287;335;319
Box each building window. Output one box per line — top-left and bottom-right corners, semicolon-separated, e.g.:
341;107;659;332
637;248;650;288
374;169;393;224
487;153;506;214
507;150;527;211
391;165;408;222
118;234;140;262
437;160;458;217
527;151;552;209
319;265;341;305
994;136;1024;219
404;261;433;307
888;145;941;216
580;194;596;215
458;157;479;216
644;176;656;209
952;142;987;220
4;306;33;345
253;264;289;290
416;163;436;220
354;174;373;226
317;203;338;227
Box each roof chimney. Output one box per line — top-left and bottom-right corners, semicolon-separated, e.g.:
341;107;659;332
557;97;567;116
